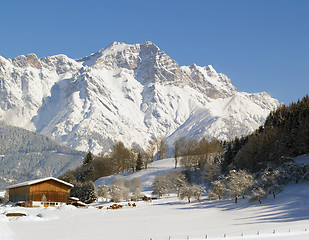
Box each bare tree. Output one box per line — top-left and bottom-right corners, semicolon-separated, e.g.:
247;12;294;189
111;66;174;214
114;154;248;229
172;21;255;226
157;137;168;160
180;139;199;169
202;158;220;183
152;174;170;197
210;180;226;200
174;137;186;168
122;187;130;201
179;184;194;203
97;181;109;201
144;140;155;168
111;141;133;173
131;178;142;192
131;188;143;201
109;184;123;202
170;171;187;197
179;184;205;203
261;170;282;199
109;178;130;202
226;170;253;203
249;186;266;204
192;185;206;202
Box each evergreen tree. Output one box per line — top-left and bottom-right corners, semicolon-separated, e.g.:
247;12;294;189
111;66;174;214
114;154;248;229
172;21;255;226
70;182;97;204
83;151;93;165
136;152;143;171
233;95;309;172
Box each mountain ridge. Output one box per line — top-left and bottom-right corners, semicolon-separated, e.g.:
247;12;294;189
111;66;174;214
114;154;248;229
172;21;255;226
0;42;279;154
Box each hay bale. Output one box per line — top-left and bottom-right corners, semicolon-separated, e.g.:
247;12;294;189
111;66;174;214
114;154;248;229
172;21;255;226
6;213;26;217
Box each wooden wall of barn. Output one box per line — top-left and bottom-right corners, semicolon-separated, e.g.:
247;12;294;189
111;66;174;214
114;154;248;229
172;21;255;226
29;180;71;202
9;186;30;202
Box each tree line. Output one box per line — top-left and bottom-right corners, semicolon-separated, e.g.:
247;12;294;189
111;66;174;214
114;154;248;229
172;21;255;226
59;135;170;203
152;95;309;204
59;95;309;204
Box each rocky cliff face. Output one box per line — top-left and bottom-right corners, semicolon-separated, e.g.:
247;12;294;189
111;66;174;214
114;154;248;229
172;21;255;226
0;42;279;154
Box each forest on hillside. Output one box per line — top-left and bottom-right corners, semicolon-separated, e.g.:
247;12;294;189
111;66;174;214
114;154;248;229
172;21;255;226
0;122;85;189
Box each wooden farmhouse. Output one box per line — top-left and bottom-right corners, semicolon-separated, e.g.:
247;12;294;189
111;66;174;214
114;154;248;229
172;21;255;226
6;177;74;207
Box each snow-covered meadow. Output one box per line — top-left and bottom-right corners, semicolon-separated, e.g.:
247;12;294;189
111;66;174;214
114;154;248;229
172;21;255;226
1;158;309;240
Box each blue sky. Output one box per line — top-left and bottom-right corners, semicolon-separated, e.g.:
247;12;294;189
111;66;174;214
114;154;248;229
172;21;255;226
0;0;308;104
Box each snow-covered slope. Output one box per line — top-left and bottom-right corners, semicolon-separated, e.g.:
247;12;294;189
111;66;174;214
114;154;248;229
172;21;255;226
94;158;176;193
0;42;279;154
2;157;309;240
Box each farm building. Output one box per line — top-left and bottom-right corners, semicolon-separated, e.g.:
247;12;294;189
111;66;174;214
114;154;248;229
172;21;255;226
6;177;74;207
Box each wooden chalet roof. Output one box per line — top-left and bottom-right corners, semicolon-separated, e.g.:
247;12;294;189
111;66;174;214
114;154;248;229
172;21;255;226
6;177;74;189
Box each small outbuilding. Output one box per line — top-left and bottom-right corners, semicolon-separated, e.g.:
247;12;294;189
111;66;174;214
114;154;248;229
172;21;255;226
6;177;74;207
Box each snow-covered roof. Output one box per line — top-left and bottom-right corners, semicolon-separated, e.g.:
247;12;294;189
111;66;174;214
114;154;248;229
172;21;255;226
6;177;74;189
69;197;79;201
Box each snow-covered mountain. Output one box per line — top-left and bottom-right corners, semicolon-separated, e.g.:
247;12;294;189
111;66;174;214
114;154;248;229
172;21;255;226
0;42;279;154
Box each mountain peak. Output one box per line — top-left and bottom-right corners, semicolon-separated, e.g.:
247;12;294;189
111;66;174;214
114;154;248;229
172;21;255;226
105;41;133;51
11;53;41;69
142;41;160;49
0;42;279;154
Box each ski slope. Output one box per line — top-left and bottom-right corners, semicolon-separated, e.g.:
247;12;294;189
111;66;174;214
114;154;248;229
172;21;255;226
1;158;309;240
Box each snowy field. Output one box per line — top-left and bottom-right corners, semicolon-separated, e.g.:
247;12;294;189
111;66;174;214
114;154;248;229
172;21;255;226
1;158;309;240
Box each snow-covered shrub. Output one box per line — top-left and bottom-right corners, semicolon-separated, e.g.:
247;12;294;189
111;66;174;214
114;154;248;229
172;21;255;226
109;184;124;202
122;187;131;201
109;178;130;202
152;174;171;197
97;181;109;201
131;178;142;192
179;184;206;203
131;188;143;201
